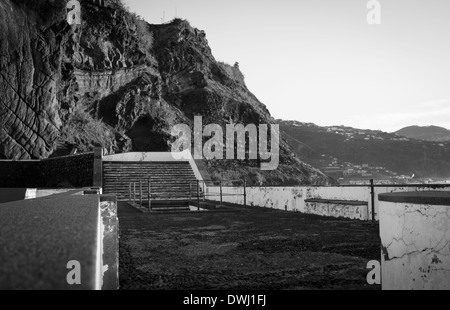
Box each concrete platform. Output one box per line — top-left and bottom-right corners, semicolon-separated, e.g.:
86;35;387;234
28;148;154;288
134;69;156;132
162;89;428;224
0;190;119;290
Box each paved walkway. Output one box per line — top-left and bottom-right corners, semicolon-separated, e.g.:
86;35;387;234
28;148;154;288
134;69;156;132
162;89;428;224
118;202;381;290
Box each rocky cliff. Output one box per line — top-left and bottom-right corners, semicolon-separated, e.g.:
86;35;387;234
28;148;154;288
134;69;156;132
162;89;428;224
0;0;331;185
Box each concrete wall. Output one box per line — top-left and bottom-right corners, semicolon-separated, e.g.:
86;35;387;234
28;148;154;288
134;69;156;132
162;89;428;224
0;153;95;188
207;185;450;221
207;186;371;220
379;194;450;290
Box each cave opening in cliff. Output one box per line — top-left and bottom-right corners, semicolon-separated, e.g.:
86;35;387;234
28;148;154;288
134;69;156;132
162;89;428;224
126;116;169;152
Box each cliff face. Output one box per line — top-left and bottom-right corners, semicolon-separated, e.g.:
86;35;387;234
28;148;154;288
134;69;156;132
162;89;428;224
0;0;331;185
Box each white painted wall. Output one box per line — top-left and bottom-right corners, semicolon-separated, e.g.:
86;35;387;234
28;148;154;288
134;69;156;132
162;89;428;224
379;200;450;290
207;185;450;221
207;186;370;219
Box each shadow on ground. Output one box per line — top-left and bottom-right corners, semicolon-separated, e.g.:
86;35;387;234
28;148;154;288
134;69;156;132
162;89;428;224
118;202;381;290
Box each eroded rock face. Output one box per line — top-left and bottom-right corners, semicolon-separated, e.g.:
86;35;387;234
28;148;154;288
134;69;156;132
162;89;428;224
0;0;331;185
0;0;66;159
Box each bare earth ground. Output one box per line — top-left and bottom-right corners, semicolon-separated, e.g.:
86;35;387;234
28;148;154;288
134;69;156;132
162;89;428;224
118;202;381;290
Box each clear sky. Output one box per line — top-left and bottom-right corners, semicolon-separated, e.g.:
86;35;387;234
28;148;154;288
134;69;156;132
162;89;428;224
123;0;450;132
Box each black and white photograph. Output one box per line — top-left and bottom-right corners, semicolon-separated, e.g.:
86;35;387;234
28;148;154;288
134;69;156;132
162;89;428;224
0;0;449;297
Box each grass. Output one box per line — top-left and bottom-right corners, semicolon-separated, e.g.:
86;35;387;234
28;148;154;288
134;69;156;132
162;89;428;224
60;106;116;153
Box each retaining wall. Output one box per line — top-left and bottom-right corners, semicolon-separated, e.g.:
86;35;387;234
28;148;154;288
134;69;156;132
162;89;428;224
0;153;95;188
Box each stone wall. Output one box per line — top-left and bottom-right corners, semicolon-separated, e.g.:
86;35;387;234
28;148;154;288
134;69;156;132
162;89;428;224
0;153;94;188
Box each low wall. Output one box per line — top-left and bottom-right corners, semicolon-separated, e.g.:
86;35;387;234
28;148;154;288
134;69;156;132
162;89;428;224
0;153;95;188
379;192;450;290
207;186;371;220
0;189;119;290
207;185;450;221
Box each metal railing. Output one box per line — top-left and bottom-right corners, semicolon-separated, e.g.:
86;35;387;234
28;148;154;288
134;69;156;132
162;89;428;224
127;179;248;212
191;180;247;208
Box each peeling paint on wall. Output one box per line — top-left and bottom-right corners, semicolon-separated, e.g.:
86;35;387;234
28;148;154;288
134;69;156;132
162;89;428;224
379;200;450;290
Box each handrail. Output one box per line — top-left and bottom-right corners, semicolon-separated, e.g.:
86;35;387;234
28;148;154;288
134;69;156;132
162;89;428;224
128;178;248;211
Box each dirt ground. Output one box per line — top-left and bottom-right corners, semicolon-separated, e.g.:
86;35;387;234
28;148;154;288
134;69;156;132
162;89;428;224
118;202;381;290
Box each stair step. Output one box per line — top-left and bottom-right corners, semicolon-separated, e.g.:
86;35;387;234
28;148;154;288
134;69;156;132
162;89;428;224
102;161;200;201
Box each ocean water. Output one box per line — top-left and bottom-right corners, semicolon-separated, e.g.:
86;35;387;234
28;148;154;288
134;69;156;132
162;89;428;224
0;189;27;204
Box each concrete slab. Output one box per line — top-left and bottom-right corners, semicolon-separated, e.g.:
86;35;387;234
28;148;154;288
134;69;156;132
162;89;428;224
0;195;100;290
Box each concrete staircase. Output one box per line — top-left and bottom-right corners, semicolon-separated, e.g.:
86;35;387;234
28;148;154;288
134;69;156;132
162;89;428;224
103;161;202;201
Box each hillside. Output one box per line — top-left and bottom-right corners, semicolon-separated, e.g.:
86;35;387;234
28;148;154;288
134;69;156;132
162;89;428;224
278;120;450;182
395;126;450;142
0;0;331;186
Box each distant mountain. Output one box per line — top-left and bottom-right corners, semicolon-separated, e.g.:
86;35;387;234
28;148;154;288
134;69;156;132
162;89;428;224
278;120;450;181
395;126;450;142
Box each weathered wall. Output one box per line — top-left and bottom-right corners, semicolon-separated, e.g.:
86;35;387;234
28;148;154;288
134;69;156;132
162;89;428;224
207;185;450;221
0;153;94;188
207;186;370;220
304;200;369;221
99;195;119;290
379;197;450;290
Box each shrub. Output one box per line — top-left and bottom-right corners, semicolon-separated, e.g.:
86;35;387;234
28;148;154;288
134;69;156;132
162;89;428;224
218;61;246;85
60;107;116;153
135;17;153;51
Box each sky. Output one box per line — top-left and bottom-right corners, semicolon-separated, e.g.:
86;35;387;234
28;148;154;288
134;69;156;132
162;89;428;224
123;0;450;132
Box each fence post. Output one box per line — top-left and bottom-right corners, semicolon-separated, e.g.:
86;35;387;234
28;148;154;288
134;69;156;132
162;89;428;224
148;179;151;212
140;180;143;207
197;180;200;211
133;182;136;205
203;181;206;202
244;180;247;207
370;179;375;221
129;183;131;203
220;181;223;208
